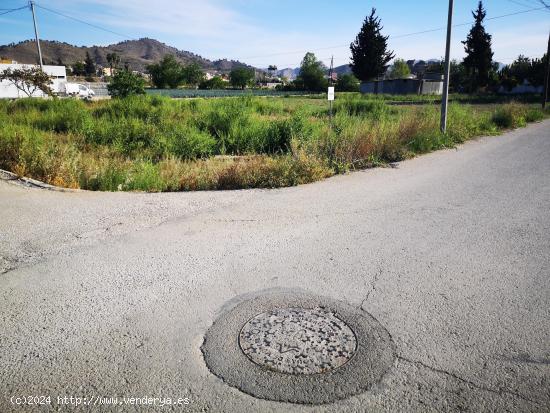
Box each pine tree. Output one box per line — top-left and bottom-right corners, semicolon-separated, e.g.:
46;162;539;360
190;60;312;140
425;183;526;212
462;1;494;91
84;52;96;77
350;8;394;82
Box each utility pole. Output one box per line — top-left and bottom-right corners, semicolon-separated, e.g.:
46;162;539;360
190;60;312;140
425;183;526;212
440;0;454;133
29;1;43;70
543;30;550;109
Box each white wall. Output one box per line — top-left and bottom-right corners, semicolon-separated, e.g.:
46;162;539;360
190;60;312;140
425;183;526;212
0;64;67;98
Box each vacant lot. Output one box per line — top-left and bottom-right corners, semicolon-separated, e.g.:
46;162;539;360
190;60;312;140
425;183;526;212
0;94;546;191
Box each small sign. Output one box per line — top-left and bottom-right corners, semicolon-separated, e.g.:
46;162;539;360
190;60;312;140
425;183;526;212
327;87;335;101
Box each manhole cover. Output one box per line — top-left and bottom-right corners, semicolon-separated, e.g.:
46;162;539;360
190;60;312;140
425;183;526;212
201;291;396;404
239;307;357;375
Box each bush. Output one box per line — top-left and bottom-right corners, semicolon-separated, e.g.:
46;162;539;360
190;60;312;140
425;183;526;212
490;103;544;130
107;70;146;98
167;126;216;159
199;76;226;90
336;74;360;92
334;97;393;118
0;95;546;192
492;106;517;128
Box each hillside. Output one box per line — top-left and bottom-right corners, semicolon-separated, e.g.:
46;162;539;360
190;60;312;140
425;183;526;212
0;38;251;73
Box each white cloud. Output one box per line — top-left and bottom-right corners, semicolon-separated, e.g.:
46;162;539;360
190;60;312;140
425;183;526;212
47;0;250;39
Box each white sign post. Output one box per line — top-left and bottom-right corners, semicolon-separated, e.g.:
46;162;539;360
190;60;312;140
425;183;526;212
327;86;335;101
328;86;335;127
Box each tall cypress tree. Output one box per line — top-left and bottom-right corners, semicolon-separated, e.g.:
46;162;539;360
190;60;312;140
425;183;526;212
462;1;494;91
84;52;96;77
350;8;394;82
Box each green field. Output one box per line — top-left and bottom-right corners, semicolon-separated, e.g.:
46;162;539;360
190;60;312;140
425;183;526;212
0;94;547;191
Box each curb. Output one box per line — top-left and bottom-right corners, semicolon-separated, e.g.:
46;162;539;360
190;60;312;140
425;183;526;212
0;169;82;193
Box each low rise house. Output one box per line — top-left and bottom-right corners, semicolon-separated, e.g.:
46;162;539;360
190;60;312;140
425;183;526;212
102;67;114;77
0;63;67;98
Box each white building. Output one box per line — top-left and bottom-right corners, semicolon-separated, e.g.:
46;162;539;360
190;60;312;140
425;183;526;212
0;64;67;98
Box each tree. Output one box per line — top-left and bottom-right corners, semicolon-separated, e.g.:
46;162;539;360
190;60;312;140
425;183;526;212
72;61;86;77
106;52;121;75
335;73;360;92
107;69;146;98
229;67;254;89
295;52;327;91
500;54;548;90
181;62;205;87
350;8;394;81
0;67;53;97
462;1;494;91
199;76;226;90
268;64;278;78
84;52;96;77
147;55;184;89
529;54;548;87
389;58;411;79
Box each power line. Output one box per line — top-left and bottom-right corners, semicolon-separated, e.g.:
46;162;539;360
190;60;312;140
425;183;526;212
535;0;550;12
242;6;548;61
34;3;136;40
0;5;28;16
505;0;537;9
524;0;550;11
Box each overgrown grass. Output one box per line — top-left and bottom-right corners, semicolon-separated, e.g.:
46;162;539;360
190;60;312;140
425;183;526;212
0;95;547;191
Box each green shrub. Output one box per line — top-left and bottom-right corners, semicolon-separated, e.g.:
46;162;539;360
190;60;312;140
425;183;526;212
492;107;516;128
525;108;544;123
167;126;216;159
0;95;546;192
490;103;541;129
81;160;128;191
334;97;393;119
107;70;146;98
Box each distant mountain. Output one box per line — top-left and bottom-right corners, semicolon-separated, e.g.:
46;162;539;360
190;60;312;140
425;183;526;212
275;64;350;80
0;38;251;73
276;67;300;80
334;64;352;75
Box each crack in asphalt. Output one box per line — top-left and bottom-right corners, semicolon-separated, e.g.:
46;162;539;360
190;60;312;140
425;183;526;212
0;256;21;276
360;266;383;311
397;356;544;406
499;354;550;366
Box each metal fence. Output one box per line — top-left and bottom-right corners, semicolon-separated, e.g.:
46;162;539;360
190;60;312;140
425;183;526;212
74;84;322;99
145;89;321;98
84;82;110;97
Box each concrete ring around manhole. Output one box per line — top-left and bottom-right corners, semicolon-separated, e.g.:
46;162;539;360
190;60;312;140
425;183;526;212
201;291;396;405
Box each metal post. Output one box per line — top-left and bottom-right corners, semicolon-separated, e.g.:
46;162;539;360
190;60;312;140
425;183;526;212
441;0;454;133
329;56;334;124
30;1;43;70
543;31;550;110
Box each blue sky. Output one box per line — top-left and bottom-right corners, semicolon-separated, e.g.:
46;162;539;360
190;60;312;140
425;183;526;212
1;0;548;68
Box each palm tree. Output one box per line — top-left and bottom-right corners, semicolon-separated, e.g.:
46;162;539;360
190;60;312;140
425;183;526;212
106;53;121;76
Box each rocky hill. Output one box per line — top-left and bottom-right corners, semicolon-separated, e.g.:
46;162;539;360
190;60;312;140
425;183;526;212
0;38;251;73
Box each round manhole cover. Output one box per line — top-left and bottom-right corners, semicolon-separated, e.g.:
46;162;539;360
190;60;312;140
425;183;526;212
201;291;396;404
239;307;357;375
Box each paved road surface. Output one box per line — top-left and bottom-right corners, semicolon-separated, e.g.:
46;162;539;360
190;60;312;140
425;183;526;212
1;121;549;412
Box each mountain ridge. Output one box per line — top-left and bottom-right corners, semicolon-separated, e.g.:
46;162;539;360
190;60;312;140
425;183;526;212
0;38;251;73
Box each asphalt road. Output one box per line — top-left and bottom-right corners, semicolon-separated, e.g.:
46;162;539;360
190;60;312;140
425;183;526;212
1;120;549;412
